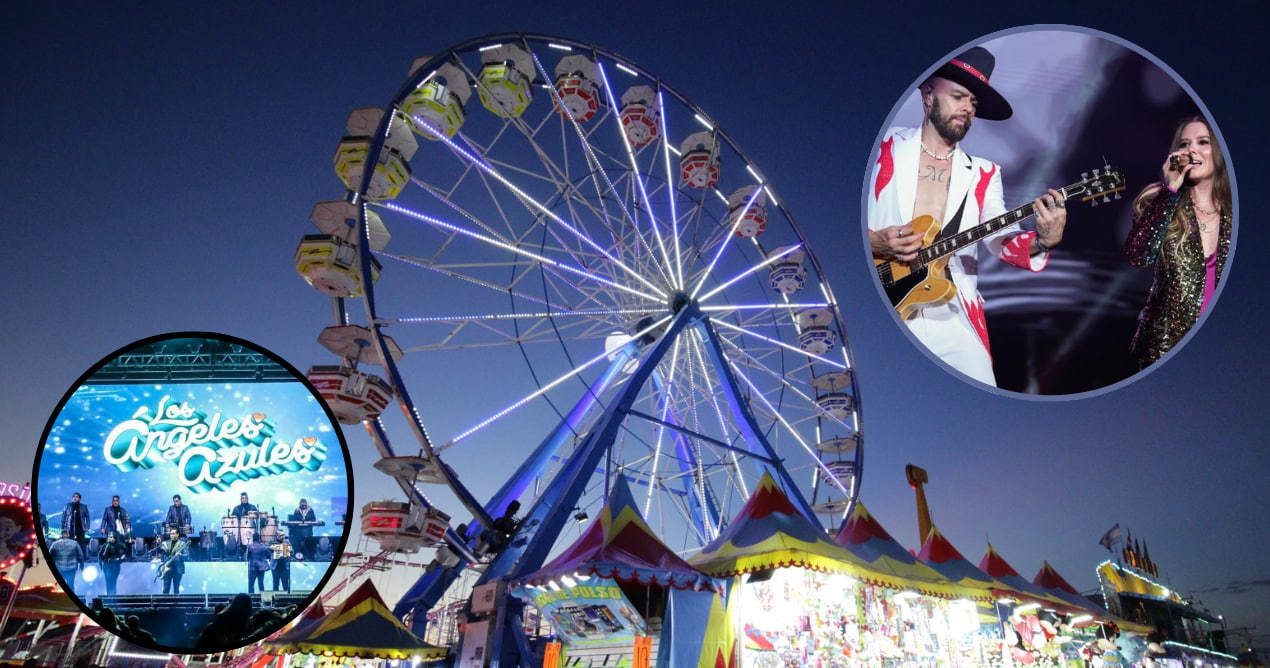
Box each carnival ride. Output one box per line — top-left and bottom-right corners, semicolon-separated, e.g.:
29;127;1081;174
296;33;864;662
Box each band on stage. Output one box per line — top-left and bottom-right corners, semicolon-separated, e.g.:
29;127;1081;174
51;491;332;597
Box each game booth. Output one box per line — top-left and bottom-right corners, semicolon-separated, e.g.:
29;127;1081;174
510;476;725;667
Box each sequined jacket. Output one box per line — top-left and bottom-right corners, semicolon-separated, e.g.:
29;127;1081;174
1124;186;1231;367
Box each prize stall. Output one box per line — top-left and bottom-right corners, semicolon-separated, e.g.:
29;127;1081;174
689;473;990;667
833;501;998;666
510;475;723;667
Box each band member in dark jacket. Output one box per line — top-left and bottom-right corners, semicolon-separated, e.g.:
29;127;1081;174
156;528;188;595
100;531;128;596
101;496;131;540
165;494;193;536
49;535;84;593
287;499;318;556
246;534;271;594
61;493;91;548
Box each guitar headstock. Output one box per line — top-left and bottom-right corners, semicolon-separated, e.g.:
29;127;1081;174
1073;165;1126;207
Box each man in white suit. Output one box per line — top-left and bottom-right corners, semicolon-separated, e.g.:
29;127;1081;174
868;46;1068;386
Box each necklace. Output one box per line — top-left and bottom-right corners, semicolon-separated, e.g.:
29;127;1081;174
920;141;955;161
1191;195;1219;232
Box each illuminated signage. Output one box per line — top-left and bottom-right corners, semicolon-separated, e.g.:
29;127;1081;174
103;395;328;493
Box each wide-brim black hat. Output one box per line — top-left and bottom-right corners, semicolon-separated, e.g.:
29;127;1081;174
933;46;1012;121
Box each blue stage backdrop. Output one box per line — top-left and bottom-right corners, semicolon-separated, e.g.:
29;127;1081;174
39;381;348;541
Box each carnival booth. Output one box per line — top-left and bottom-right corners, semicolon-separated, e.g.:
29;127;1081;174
833;501;998;665
266;580;446;665
689;473;993;667
511;475;722;667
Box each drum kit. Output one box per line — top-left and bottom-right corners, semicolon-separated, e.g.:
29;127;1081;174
221;511;278;554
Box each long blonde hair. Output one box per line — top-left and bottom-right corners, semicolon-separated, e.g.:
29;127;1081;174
1133;116;1231;256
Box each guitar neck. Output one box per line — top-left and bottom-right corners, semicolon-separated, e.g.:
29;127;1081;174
918;181;1085;264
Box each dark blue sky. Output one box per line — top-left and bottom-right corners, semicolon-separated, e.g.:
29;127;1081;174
4;0;1266;650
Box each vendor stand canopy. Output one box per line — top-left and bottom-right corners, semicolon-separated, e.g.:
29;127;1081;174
267;579;445;661
832;500;965;598
517;474;717;591
1033;560;1108;617
979;543;1087;615
690;471;873;578
263;600;327;649
917;525;1012;603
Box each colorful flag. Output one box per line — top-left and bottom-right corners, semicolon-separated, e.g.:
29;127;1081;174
1098;523;1123;552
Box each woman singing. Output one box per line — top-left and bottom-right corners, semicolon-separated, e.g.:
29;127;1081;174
1124;116;1232;368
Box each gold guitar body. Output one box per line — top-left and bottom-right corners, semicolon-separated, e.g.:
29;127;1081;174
874;215;956;319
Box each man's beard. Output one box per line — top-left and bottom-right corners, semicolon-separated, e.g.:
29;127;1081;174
929;96;972;144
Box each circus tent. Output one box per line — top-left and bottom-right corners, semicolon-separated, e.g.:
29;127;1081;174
268;579;445;660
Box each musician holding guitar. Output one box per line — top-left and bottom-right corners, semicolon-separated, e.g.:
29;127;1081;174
155;528;188;595
246;533;271;594
868;46;1069;387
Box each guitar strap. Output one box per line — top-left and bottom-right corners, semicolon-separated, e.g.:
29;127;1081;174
936;187;971;242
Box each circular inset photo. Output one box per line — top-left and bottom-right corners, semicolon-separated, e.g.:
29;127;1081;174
33;333;353;653
863;26;1235;396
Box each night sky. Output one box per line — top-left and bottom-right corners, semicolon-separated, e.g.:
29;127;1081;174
4;0;1266;654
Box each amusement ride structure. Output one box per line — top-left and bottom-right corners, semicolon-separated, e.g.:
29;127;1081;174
294;33;864;662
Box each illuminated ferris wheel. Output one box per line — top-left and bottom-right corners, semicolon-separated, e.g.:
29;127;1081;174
295;32;863;628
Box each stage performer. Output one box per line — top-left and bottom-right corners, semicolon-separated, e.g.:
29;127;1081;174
286;498;317;556
165;494;192;536
49;533;84;593
156;528;188;595
231;492;258;518
100;531;128;596
270;532;292;593
60;492;91;548
101;495;131;540
1125;115;1231;368
868;46;1067;386
246;533;271;594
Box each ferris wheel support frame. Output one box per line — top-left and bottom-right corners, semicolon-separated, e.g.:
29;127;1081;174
391;344;635;626
469;302;821;664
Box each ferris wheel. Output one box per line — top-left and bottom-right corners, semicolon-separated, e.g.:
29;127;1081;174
295;32;863;635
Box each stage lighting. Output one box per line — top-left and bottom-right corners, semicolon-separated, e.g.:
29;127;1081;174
81;565;99;582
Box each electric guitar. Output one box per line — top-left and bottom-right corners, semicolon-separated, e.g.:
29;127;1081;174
875;166;1125;319
152;539;187;581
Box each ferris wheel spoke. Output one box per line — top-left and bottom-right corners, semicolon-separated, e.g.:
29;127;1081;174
719;351;852;496
443;315;671;447
686;330;751;501
376;202;662;304
686;184;765;300
412;117;668;300
696;243;802;303
594;62;681;293
709;317;845;370
654;90;686;290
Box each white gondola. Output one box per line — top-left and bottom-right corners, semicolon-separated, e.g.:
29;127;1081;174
306;365;394;424
619;85;658;147
477;44;534;118
811;371;854;420
817;435;860;456
768;245;807;294
796;307;836;354
344;107;418;160
402;60;471;139
678;131;719;188
295;234;382;298
317;325;403;366
373;455;447;485
553;54;601;122
360;500;450;552
334;108;416;200
726;185;767;238
309;200;391;251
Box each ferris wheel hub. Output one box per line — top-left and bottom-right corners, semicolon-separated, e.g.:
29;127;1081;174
669;291;693;315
